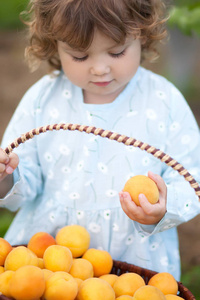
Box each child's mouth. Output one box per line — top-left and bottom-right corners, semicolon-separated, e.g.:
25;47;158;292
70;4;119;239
92;81;112;87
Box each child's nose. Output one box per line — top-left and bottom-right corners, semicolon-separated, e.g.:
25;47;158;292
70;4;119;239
90;62;110;76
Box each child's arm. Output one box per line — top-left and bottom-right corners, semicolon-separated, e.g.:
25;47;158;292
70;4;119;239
119;171;167;225
0;148;19;198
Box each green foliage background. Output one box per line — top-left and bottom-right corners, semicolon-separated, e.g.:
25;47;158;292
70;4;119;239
0;0;200;299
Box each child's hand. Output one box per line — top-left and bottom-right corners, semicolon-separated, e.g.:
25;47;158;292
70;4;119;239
119;171;167;225
0;148;19;182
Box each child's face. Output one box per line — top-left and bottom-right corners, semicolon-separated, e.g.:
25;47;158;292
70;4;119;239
57;30;141;104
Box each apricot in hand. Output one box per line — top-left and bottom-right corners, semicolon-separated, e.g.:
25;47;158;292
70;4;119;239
123;175;159;206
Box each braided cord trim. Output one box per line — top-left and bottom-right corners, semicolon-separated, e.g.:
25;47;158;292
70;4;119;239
4;123;200;200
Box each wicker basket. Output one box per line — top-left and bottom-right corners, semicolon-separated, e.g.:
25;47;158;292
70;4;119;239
0;260;196;300
1;123;199;299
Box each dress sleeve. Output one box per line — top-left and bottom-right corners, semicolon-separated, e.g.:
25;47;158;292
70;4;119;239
135;84;200;235
0;77;49;211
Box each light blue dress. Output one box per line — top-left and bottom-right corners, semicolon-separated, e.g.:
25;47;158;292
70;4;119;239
1;66;200;280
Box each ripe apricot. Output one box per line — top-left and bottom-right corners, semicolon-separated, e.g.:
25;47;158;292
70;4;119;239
123;175;159;206
76;277;115;300
43;244;73;272
44;271;78;300
165;295;184;300
27;231;56;258
116;296;134;300
0;238;12;266
74;277;83;288
69;258;94;280
148;272;178;295
99;274;118;287
113;272;145;297
0;266;4;274
0;270;14;298
9;265;45;300
56;225;90;258
4;246;38;271
82;248;113;277
133;285;166;299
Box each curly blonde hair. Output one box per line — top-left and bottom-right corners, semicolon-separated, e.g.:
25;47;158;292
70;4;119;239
22;0;168;71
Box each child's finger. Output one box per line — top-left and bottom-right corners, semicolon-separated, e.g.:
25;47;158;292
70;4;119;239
148;170;167;199
5;153;19;174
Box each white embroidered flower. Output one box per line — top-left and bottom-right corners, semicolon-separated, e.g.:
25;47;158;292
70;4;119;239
156;90;166;99
126;146;136;152
34;107;42;115
170;122;180;132
44;152;53;162
184;201;192;212
61;166;71;174
146;109;157;120
103;210;111;220
126;173;135;181
16;229;25;242
160;256;169;266
158;122;166;132
49;108;59;119
98;162;108;173
59;144;70;155
62;89;72;99
142;156;150;166
89;135;98;143
46;199;54;208
69;192;80;200
49;212;56;223
83;146;89;156
181;134;191;145
97;246;104;250
112;223;119;232
125;234;134;245
77;211;85;219
77;160;84;171
47;170;54;179
163;223;176;230
88;222;101;233
105;190;118;198
149;242;159;251
63;180;69;191
85;179;94;186
127;110;138;117
86;111;93;122
168;170;178;178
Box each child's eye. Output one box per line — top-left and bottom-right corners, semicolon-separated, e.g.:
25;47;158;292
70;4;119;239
110;50;126;58
72;55;88;62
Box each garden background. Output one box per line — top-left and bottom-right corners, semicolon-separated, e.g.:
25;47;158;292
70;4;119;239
0;0;200;298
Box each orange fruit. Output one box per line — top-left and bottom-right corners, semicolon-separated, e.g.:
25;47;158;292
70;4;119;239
0;270;14;298
165;295;184;300
43;244;73;272
113;272;145;297
56;225;90;258
9;265;45;300
133;285;166;299
69;258;94;280
44;271;78;300
0;238;12;266
82;248;113;277
148;272;178;295
76;277;115;300
99;274;118;287
27;231;56;258
123;175;159;206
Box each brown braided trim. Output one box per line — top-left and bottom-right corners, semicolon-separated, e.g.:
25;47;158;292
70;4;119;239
4;123;200;201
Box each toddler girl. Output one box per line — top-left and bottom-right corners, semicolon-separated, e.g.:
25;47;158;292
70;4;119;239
0;0;200;280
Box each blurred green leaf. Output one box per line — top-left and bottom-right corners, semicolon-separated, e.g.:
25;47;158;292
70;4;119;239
0;0;29;29
168;3;200;36
0;209;15;238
